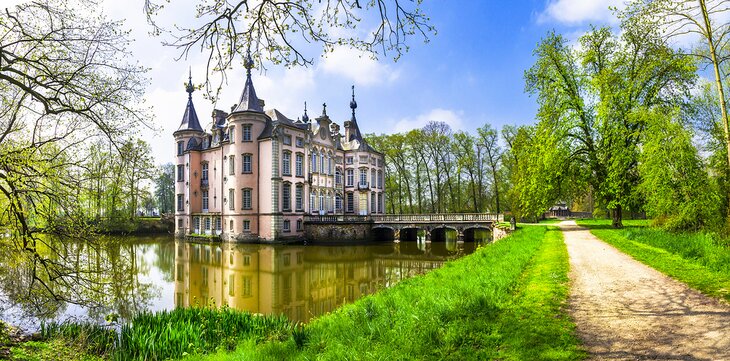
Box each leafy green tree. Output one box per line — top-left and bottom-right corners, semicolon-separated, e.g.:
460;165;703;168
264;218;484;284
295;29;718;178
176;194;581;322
155;163;176;214
524;26;696;227
639;109;720;230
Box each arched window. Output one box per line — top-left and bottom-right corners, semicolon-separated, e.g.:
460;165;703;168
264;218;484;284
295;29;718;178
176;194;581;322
335;193;342;211
335;167;342;185
311;149;318;173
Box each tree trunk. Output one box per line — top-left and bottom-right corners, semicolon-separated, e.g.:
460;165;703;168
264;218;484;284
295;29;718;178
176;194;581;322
612;205;623;228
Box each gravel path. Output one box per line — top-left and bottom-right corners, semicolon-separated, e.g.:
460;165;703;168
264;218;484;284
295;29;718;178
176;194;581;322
560;220;730;361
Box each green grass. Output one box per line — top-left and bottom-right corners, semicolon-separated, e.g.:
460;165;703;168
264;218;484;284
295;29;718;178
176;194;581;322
188;225;585;361
10;339;104;361
577;219;730;302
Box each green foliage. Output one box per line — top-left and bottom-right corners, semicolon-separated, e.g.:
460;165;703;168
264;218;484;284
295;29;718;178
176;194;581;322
116;307;293;360
523;25;697;227
578;219;730;302
639;110;721;231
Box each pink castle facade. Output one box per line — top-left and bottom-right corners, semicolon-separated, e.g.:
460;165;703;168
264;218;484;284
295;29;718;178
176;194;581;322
173;62;385;242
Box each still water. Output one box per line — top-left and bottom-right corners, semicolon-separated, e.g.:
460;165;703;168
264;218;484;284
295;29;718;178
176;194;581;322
0;235;486;328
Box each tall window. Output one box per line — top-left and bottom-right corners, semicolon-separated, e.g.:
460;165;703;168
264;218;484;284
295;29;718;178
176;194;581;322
346;169;354;186
283;220;291;232
359;169;367;186
177;165;184;182
319;192;324;212
242;124;252;141
378;193;383;213
295;184;303;211
228;189;235;210
202;190;209;211
202;163;209;180
377;170;383;189
320;153;324;174
243;220;250;231
282;152;291;176
282;183;291;211
228;126;235;142
296;219;303;231
371;169;376;186
335;194;342;211
310;190;317;211
346;192;354;213
242;154;252;173
177;141;184;156
295;153;304;176
229;155;235;175
242;188;252;209
177;194;184;212
311;151;317;173
371;192;376;214
335;168;342;185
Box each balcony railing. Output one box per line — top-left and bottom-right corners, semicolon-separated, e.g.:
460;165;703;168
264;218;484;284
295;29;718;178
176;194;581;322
201;179;209;188
357;182;369;190
303;213;503;223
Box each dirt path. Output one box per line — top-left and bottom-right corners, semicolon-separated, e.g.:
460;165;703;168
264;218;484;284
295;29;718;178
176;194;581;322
560;220;730;361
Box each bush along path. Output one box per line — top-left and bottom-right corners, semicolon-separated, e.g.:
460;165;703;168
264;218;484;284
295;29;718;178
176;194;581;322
560;220;730;360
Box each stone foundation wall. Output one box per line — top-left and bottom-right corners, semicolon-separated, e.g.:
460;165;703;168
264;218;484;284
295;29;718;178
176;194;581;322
493;225;510;241
304;223;372;242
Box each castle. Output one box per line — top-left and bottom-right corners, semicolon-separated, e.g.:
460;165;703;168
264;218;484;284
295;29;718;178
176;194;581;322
173;56;385;242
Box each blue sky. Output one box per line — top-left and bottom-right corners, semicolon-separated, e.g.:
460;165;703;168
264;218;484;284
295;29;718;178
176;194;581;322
5;0;626;164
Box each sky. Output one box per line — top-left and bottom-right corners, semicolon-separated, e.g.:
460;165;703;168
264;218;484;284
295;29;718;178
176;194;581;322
5;0;629;164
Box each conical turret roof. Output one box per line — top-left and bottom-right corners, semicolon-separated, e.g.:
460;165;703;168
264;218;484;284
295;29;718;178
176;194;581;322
232;49;264;113
176;69;203;133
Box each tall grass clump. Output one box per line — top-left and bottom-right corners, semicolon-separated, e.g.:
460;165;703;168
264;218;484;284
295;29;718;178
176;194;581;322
115;306;293;360
39;321;117;356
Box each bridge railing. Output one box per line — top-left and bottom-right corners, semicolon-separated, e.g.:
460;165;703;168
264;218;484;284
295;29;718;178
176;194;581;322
304;213;503;223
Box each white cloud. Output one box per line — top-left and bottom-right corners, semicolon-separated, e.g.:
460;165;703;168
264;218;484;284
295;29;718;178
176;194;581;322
538;0;624;25
321;47;400;86
392;108;464;133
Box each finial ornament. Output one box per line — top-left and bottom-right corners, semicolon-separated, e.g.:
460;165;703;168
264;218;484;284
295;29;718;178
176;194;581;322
322;102;327;116
302;101;310;123
186;67;194;96
350;84;357;120
244;47;254;76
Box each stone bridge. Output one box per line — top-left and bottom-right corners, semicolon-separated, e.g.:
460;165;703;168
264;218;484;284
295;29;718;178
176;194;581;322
303;213;504;242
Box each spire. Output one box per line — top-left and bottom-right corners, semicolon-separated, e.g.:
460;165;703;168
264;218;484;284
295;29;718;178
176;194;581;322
176;69;203;133
350;84;357;121
302;101;310;123
232;47;264;113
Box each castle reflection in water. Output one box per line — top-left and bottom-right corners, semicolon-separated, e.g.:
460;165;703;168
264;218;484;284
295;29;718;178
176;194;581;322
174;240;482;322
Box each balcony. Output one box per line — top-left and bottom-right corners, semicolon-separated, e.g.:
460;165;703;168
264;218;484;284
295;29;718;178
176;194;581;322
201;178;209;188
357;182;369;190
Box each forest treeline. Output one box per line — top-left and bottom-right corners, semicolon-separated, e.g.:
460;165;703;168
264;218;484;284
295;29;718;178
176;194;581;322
367;1;730;232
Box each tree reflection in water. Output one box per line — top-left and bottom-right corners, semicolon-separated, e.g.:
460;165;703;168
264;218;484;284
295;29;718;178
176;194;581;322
0;235;165;327
0;234;490;327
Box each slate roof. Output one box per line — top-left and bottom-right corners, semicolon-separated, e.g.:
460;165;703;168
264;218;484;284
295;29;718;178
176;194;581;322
175;72;204;134
231;51;264;114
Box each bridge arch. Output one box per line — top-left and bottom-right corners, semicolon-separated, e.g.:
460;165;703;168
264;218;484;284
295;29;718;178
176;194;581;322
371;226;395;242
398;227;421;242
430;226;459;243
463;226;493;243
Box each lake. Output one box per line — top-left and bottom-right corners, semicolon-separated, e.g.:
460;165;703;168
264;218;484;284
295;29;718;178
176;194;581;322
0;234;487;329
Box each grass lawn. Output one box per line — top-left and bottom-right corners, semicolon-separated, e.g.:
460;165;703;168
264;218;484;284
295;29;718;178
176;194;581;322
577;219;730;303
187;225;585;361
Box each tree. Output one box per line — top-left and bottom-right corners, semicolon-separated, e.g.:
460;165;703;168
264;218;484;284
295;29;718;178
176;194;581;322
524;26;696;227
0;0;147;306
144;0;435;98
625;0;730;181
477;124;502;213
639;108;720;230
155;163;176;214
